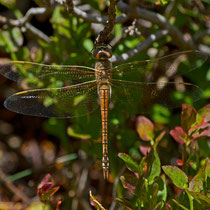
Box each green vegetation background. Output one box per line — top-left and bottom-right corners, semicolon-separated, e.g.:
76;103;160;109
0;0;209;209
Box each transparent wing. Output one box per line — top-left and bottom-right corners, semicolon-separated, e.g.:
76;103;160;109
4;80;99;118
110;79;202;114
0;61;97;88
110;50;207;81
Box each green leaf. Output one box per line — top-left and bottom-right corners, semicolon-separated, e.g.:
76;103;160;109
149;175;167;205
181;104;197;132
115;198;133;209
186;190;210;207
0;27;23;53
172;199;189;210
118;153;139;173
83;39;94;52
147;150;161;184
89;189;105;210
0;0;16;8
28;202;50;210
67;127;91;140
189;158;210;192
162;166;188;189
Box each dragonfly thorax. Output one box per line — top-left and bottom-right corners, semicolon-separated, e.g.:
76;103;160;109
95;60;112;83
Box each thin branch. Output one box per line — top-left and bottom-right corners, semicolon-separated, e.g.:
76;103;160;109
110;29;168;63
0;11;51;43
59;0;127;24
0;169;31;205
0;8;46;27
194;29;210;42
95;0;119;45
117;0;195;50
25;23;51;43
12;8;47;26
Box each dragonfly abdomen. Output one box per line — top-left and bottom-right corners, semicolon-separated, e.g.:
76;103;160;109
99;84;110;179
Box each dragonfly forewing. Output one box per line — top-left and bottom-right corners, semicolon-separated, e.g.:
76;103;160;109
4;80;99;118
111;50;208;81
0;61;97;89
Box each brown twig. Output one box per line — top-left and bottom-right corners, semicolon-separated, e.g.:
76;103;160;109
59;0;127;24
0;169;31;205
95;0;119;45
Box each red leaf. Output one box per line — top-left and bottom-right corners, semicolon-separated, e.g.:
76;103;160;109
136;116;154;141
189;122;210;141
177;159;183;166
181;104;197;132
56;199;62;210
198;104;210;123
37;173;59;202
139;145;151;156
170;127;187;144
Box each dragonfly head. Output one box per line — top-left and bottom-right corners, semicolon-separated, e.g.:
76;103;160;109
92;45;112;60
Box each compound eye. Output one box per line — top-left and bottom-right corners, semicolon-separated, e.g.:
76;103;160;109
92;46;112;60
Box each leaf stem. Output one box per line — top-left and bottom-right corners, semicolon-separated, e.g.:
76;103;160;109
186;190;194;210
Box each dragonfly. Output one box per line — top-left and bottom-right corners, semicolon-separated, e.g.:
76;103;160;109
0;46;207;179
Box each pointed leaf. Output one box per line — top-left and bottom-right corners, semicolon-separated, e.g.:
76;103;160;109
189;122;210;141
37;173;60;202
172;199;189;210
189;158;210;192
181;104;197;132
162;166;188;189
170;126;187;144
115;198;133;209
155;130;166;144
139;145;151;156
118;153;139;173
89;189;105;210
120;176;135;194
56;199;62;210
151;175;167;203
148;150;161;184
198;104;210;123
136;116;154;141
186;190;210;207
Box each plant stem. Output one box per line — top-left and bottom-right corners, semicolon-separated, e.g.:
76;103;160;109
186;190;194;210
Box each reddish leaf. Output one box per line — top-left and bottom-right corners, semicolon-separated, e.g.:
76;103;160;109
155;130;166;144
139;145;151;156
186;190;210;207
120;176;135;194
37;173;60;202
56;199;62;210
136;116;154;141
177;159;183;166
189;122;210;140
198;104;210;123
189;159;210;192
181;104;197;132
170;127;187;144
89;189;105;210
